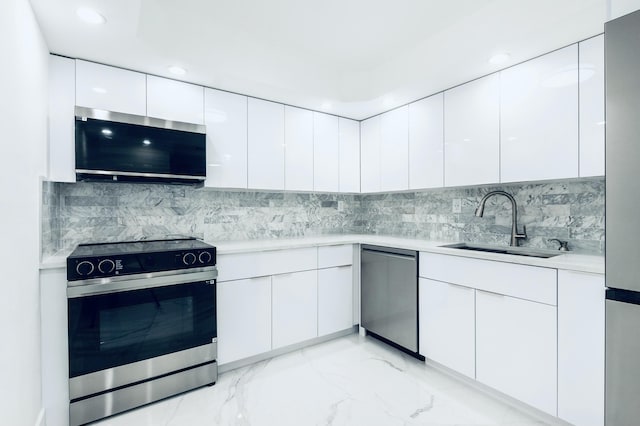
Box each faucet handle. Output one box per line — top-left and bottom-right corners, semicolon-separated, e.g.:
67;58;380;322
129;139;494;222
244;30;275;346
516;225;527;239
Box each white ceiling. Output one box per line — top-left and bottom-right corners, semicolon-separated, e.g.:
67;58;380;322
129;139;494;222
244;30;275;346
29;0;607;120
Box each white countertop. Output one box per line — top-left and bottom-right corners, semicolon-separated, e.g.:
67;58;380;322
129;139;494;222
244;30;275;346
40;234;604;274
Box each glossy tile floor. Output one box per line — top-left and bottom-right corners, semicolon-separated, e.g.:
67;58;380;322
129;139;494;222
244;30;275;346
94;334;548;426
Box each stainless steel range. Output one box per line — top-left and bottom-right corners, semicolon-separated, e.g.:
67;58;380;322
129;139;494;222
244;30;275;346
66;238;218;426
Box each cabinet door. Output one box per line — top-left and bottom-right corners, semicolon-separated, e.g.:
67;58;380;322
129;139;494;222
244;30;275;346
146;75;204;124
204;88;248;189
500;45;578;182
75;60;146;115
476;291;557;415
284;106;314;191
318;266;353;336
409;94;444;189
313;112;340;192
48;55;76;182
248;98;285;190
339;118;360;193
217;277;272;365
419;278;475;378
558;271;604;426
272;270;318;348
444;74;500;187
579;35;605;177
360;116;381;193
380;106;409;191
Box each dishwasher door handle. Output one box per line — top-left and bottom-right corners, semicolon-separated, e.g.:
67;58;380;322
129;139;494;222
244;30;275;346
361;249;416;261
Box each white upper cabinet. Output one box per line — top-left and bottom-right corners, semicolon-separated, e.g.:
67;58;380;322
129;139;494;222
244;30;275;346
579;35;605;177
284;106;314;191
248;98;285;190
204;88;248;189
75;60;146;116
313;112;340;192
409;94;444;189
444;74;500;187
380;106;409;191
146;75;204;124
48;55;76;183
360;116;382;193
339;118;360;193
500;45;579;183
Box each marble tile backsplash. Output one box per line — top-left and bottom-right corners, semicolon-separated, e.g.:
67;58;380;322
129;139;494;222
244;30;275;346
360;178;605;254
42;177;605;256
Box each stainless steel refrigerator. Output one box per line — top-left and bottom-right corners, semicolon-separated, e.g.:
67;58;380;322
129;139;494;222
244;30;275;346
605;8;640;425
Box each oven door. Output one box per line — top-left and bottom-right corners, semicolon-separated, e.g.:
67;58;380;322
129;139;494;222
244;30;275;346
67;269;216;399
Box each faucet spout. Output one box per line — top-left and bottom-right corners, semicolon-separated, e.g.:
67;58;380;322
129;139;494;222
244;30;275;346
475;190;527;247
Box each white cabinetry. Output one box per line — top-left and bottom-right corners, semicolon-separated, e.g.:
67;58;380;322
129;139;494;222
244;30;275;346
476;291;557;416
579;35;605;177
557;270;604;426
360;116;381;193
248;98;285;190
48;55;76;182
419;278;475;378
500;45;578;182
339;118;360;193
146;75;204;124
272;270;318;349
444;74;500;186
313;112;340;192
318;266;353;336
380;106;409;191
75;60;146;115
409;94;444;189
204;88;248;189
217;277;272;365
284;106;314;191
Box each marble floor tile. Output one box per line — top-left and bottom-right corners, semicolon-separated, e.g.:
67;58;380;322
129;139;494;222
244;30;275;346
93;334;549;426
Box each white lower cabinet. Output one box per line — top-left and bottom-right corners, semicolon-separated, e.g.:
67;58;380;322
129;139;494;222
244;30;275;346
318;266;353;336
419;278;475;378
217;277;272;365
272;270;318;349
476;290;557;416
557;271;605;426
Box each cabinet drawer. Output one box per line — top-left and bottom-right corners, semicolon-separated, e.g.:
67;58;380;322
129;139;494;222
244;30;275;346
318;245;353;268
217;247;317;282
420;252;556;305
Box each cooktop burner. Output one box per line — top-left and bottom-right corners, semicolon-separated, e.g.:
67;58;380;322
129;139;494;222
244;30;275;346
67;237;217;282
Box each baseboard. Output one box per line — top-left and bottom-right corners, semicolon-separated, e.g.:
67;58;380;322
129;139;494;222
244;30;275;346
219;326;358;373
423;358;572;426
35;408;46;426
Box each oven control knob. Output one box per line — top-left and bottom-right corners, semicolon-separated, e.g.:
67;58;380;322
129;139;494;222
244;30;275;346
98;259;116;274
183;252;197;265
76;261;95;277
199;251;212;264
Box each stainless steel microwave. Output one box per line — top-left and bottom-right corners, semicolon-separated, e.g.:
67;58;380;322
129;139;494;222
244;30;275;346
74;106;206;185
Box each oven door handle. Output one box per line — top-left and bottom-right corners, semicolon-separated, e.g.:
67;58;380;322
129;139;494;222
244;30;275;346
67;268;217;298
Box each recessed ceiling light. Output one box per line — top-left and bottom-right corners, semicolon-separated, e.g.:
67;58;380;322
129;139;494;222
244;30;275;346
168;66;187;76
92;87;107;94
101;129;112;135
489;52;511;65
143;139;151;145
76;7;106;25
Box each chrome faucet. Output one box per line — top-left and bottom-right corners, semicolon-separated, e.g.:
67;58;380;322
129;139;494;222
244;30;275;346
475;190;527;247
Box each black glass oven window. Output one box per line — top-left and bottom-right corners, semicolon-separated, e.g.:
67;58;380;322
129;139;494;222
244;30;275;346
75;117;206;177
68;281;215;378
98;297;193;351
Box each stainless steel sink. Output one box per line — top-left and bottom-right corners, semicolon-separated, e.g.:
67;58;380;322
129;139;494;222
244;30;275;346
439;243;561;259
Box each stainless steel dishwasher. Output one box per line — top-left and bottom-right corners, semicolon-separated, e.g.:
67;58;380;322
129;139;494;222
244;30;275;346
361;245;421;358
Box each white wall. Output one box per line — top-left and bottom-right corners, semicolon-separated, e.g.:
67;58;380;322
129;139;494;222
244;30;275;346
0;0;49;425
608;0;640;19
